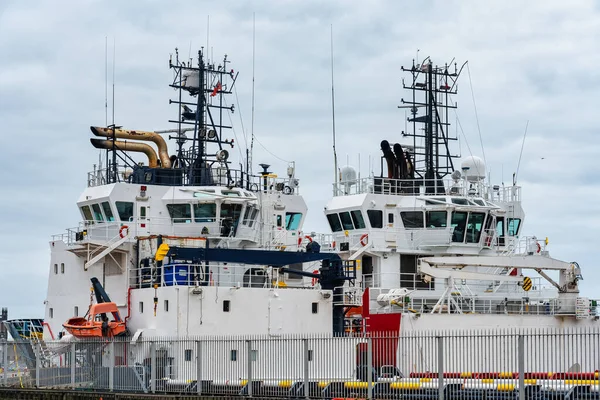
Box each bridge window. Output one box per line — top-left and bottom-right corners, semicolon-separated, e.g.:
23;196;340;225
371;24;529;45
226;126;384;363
426;211;447;228
339;212;354;230
184;349;192;361
451;211;468;242
101;202;115;222
326;214;343;232
167;204;192;223
193;203;216;222
367;210;383;228
115;201;134;222
350;210;366;229
507;218;521;236
401;211;424;228
451;198;470;205
91;204;104;222
249;208;259;227
466;212;485;243
80;205;93;223
242;207;251;225
285;212;303;230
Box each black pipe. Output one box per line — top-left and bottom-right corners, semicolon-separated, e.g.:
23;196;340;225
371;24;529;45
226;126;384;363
380;140;396;178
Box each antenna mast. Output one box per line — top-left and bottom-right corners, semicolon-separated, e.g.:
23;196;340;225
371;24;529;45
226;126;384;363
399;59;462;194
249;12;256;177
331;25;339;188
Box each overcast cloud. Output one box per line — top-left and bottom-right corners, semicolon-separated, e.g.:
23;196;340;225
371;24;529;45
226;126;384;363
1;0;599;318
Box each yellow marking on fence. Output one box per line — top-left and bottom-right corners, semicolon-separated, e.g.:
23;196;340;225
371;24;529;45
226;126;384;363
565;380;599;385
279;380;293;388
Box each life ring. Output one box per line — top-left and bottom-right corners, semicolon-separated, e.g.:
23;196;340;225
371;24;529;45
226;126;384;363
119;225;129;238
484;236;492;247
311;269;319;286
360;233;369;247
298;235;313;246
536;242;541;253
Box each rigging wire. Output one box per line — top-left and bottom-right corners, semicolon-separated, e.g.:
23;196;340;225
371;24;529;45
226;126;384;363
466;62;487;166
233;85;249;151
515;120;529;185
222;96;246;163
252;135;291;164
330;24;339;186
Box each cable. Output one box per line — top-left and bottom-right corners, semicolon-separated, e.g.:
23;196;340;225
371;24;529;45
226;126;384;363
253;134;291;164
466;62;487;166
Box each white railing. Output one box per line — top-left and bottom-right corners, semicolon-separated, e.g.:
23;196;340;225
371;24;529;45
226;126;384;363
332;176;521;203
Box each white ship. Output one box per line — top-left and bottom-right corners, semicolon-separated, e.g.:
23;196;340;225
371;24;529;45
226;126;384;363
38;50;599;387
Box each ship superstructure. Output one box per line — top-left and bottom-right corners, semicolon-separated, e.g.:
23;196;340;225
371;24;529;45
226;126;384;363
44;48;355;341
323;59;598;341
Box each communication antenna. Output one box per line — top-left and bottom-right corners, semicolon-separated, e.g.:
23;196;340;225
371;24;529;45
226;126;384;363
104;36;108;127
331;24;339;187
249;12;256;176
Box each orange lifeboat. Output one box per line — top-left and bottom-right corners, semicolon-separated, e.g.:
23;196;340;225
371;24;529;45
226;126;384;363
63;302;127;338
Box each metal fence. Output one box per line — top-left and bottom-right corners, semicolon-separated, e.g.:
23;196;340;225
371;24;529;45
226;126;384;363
1;327;599;399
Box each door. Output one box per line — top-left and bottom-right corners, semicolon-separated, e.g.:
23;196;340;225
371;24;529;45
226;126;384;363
137;204;149;236
385;210;396;242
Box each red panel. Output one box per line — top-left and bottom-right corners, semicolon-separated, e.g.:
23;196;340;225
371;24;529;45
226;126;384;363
360;288;401;368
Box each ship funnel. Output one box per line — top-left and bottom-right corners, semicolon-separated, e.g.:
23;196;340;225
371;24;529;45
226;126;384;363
90;126;171;168
90;138;159;168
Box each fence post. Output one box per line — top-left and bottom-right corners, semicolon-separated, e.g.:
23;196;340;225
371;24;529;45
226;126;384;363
35;345;40;388
247;339;253;398
196;340;202;396
150;341;156;394
108;341;115;391
437;336;444;400
367;337;373;400
303;339;309;399
2;341;7;385
518;335;525;400
70;342;76;388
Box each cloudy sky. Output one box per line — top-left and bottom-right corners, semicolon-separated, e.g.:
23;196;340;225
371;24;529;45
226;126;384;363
1;0;599;318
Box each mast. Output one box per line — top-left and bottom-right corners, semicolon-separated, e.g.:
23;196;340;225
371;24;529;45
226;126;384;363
399;59;461;194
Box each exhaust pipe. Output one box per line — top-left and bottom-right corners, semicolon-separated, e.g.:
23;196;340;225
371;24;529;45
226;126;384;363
90;138;158;168
90;126;171;168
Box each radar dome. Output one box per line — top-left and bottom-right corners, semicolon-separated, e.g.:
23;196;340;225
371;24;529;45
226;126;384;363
460;156;486;182
340;165;357;183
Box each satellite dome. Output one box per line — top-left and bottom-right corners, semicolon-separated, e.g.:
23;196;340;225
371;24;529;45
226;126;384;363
340;165;357;183
460;156;486;182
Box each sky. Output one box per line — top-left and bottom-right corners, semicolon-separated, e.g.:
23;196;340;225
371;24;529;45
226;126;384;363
1;0;599;318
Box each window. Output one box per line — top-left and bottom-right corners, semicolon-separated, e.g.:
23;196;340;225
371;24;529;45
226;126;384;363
91;203;104;222
54;264;58;274
496;217;505;236
61;263;65;274
388;213;394;224
286;263;304;281
139;302;144;313
74;306;78;317
116;201;134;222
249;208;259;227
451;211;468;242
426;211;447;228
339;212;354;230
242;207;251;225
326;214;343;232
276;215;283;227
221;190;241;197
312;302;318;314
451;198;470;205
140;206;146;220
285;212;303;231
101;202;115;222
220;203;242;222
231;350;238;361
184;349;192;362
400;211;424;228
367;210;383;228
164;300;169;312
250;350;257;362
308;350;314;362
350;210;366;229
194;203;216;222
465;212;486;243
507;218;521;236
167;204;192;223
49;308;53;318
80;205;93;222
223;300;230;312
